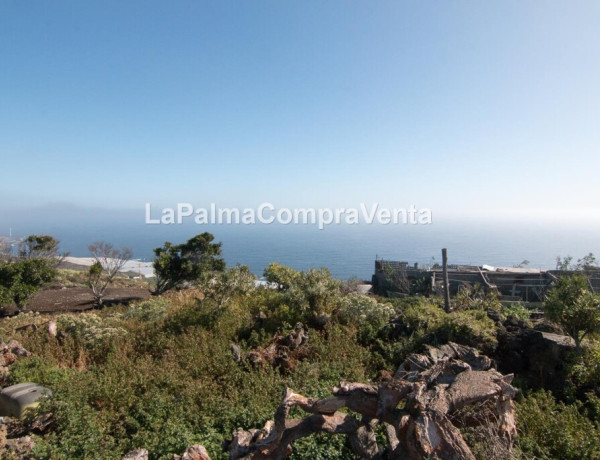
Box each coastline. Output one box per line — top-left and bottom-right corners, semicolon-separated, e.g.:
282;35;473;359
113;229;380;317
61;256;155;278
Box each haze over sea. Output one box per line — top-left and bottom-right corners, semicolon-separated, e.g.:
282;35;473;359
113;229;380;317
3;206;599;280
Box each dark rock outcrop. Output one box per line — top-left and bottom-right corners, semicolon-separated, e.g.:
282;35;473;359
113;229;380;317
496;321;575;397
225;342;517;460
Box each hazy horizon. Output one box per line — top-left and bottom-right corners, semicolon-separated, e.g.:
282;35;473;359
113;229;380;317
1;201;598;279
2;1;599;277
2;1;600;220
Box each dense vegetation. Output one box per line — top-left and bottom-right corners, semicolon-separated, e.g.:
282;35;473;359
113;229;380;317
0;235;60;311
0;236;599;459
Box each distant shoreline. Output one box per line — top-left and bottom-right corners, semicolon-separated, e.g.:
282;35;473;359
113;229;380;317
61;256;155;278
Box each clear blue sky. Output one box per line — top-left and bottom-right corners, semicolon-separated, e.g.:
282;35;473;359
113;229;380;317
1;1;599;221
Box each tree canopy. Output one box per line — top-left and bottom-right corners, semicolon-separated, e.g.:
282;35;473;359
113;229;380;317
0;235;58;310
87;242;133;307
152;232;225;295
544;275;600;353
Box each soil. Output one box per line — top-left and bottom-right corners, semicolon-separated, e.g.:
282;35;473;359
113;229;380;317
6;287;151;315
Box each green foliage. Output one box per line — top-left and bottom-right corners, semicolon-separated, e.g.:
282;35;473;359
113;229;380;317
500;302;532;324
516;390;600;459
261;264;341;324
453;284;501;311
377;296;497;365
54;268;89;287
440;309;497;352
377;262;430;295
556;253;598;271
289;433;354;459
263;262;301;291
544;276;600;352
298;268;342;316
0;258;56;309
124;298;172;323
4;255;599;459
57;313;127;353
556;255;575;271
577;253;598;270
200;264;256;308
569;339;600;395
152;233;225;295
3;296;377;459
336;293;395;343
238;287;303;334
18;234;63;262
87;261;103;291
87;242;133;307
582;392;600;425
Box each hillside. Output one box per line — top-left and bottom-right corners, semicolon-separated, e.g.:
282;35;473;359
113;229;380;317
0;266;599;459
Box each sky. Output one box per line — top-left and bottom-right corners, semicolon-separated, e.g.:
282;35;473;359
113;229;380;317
1;1;599;224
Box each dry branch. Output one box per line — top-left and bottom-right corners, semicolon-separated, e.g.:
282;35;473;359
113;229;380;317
225;342;517;460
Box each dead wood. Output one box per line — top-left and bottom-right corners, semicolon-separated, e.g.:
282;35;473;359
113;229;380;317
224;342;517;460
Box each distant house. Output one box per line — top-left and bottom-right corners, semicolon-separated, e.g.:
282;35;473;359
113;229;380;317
372;258;600;301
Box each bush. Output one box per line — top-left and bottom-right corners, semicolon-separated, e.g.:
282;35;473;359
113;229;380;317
125;298;171;323
336;293;395;343
57;313;127;352
500;302;532;324
393;297;497;351
0;258;56;310
516;390;600;459
569;339;600;396
262;264;342;324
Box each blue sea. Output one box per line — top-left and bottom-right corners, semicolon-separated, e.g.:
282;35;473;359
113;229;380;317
3;207;599;280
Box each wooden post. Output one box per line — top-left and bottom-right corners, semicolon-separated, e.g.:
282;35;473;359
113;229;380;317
442;248;451;313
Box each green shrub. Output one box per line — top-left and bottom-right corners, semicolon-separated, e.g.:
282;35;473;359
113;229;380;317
516;390;600;459
57;313;127;351
500;302;532;324
0;258;56;310
336;293;395;343
125;298;171;323
569;340;600;400
440;309;497;353
393;297;497;352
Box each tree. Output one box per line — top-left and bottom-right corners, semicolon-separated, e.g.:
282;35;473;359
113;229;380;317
0;234;63;311
576;253;597;270
556;256;574;271
152;233;225;295
19;234;67;266
87;241;132;307
544;276;600;354
0;258;56;311
555;253;598;271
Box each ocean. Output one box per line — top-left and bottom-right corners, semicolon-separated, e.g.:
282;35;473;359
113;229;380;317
4;209;599;280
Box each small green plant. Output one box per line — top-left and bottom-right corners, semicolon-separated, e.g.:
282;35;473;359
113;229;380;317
569;339;600;395
124;298;171;323
57;313;127;349
501;302;532;324
336;293;395;343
